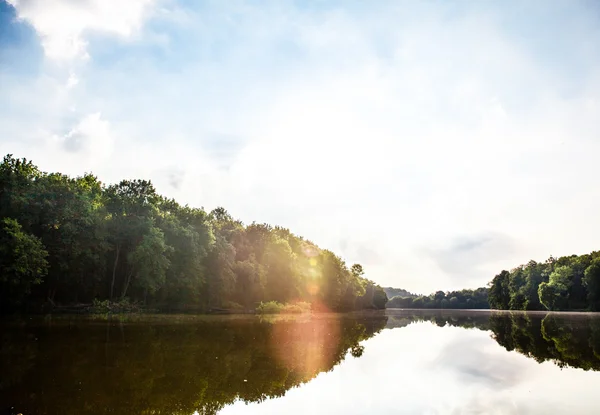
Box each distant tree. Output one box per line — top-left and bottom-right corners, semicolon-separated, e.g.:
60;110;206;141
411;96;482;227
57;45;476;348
412;296;425;308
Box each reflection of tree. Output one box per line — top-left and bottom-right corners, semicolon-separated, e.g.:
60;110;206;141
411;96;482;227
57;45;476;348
0;330;37;390
386;310;600;372
0;314;386;415
385;310;492;331
490;312;555;364
539;314;600;370
487;312;600;371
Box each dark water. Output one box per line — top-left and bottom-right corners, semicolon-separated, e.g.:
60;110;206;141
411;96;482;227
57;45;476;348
2;310;600;414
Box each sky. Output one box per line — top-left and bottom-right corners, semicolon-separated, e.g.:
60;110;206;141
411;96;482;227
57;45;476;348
1;0;600;294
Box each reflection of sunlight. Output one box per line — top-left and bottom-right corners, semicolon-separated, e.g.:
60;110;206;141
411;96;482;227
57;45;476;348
270;315;340;378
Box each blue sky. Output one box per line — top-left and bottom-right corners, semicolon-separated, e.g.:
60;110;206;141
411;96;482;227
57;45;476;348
2;0;600;293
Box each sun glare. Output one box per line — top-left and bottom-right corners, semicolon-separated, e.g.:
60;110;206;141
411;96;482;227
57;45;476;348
270;315;340;379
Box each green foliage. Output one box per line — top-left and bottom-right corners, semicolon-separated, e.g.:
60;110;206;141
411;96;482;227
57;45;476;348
256;301;312;314
372;286;388;309
536;265;573;310
256;301;284;314
383;287;416;299
0;218;48;308
583;258;600;310
124;225;172;298
386;287;489;309
386;296;414;308
0;155;384;313
488;270;510;309
488;253;600;311
538;282;558;311
90;298;143;314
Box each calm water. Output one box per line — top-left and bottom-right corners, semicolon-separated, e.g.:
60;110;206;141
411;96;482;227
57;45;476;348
2;310;600;415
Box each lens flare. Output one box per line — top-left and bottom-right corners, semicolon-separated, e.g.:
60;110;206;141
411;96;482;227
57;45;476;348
269;313;340;378
302;244;319;258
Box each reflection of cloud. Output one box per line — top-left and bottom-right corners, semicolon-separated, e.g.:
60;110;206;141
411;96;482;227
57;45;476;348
431;335;525;391
221;322;600;415
447;395;519;415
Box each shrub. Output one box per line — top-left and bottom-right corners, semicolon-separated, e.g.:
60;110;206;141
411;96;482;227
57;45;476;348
256;301;312;314
256;301;285;314
90;298;142;314
283;301;312;314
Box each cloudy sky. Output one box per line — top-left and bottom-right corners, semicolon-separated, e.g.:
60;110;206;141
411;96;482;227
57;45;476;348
1;0;600;293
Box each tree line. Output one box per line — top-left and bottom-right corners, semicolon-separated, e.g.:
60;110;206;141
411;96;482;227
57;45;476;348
387;250;600;311
382;287;416;299
0;155;387;312
386;287;489;309
488;252;600;311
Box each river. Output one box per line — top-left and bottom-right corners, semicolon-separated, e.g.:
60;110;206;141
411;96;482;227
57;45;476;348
1;310;600;414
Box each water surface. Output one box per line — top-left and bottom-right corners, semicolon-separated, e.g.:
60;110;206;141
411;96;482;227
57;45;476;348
2;310;600;414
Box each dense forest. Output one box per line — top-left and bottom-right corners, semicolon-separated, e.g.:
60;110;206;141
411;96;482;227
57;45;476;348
488;252;600;311
0;155;387;313
386;287;489;309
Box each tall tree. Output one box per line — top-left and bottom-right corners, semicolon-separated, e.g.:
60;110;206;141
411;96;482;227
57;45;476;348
584;258;600;311
0;218;48;308
489;270;510;309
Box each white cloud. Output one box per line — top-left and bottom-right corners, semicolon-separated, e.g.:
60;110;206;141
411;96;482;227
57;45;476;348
65;72;79;89
7;0;156;60
3;1;600;293
56;112;113;160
